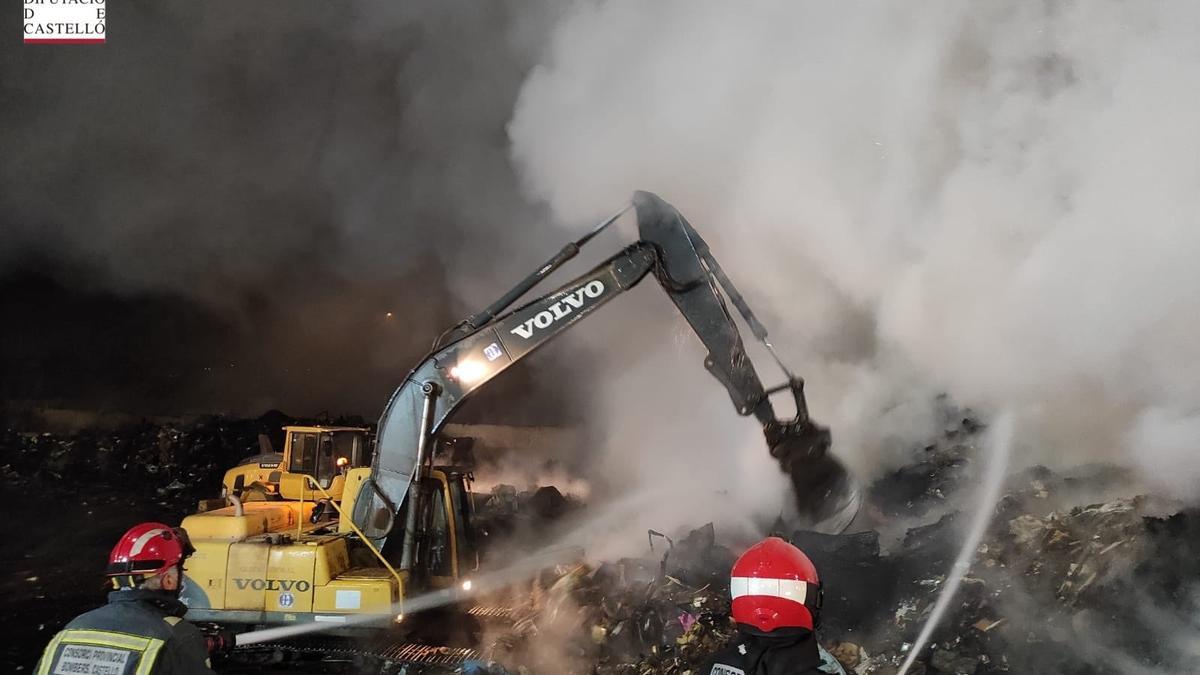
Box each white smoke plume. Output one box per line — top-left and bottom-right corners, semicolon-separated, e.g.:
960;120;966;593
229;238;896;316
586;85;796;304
507;0;1200;533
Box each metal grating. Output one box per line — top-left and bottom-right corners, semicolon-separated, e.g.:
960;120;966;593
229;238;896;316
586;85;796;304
374;642;480;665
467;604;514;620
235;637;478;667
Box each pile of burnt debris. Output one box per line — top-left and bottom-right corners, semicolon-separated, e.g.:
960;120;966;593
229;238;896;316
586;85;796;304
470;523;739;674
0;411;331;511
5;413;1198;674
471;483;585;562
467;422;1200;675
803;485;1199;675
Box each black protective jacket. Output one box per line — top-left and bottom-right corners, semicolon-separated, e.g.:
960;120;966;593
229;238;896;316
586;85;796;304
699;627;842;675
36;589;216;675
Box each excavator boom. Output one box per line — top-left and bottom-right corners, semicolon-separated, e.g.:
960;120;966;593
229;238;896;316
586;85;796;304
353;192;859;570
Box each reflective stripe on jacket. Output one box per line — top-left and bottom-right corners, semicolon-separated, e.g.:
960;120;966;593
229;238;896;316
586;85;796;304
36;589;215;675
37;629;165;675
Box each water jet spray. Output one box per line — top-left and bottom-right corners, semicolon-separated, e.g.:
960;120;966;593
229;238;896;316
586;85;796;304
897;413;1014;675
233;545;582;646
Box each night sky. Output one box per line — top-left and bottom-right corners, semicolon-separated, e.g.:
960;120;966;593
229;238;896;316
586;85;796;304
1;1;577;423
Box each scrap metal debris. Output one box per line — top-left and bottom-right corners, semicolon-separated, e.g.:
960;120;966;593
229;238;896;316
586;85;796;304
5;413;1200;675
471;524;739;674
470;455;1199;674
0;413;295;512
805;461;1199;675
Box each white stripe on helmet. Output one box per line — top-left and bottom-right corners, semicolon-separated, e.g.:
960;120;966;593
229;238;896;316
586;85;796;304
128;528;168;557
730;576;809;604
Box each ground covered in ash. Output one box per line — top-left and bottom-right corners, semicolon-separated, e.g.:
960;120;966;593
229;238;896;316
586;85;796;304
3;415;1198;674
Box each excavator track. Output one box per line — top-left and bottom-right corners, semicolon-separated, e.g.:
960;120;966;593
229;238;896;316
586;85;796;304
230;636;481;672
224;606;510;672
466;604;513;622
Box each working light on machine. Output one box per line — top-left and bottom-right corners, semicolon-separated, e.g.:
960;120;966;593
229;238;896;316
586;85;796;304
461;579;473;592
395;613;404;623
336;457;349;468
449;360;487;384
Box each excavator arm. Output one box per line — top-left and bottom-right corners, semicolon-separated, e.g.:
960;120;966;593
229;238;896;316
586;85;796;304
353;192;859;570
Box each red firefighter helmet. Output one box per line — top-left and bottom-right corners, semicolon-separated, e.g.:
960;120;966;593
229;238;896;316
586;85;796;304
730;537;822;632
105;522;194;579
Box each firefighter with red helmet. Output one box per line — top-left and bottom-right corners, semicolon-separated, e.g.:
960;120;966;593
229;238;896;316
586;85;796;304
35;522;230;675
700;537;847;675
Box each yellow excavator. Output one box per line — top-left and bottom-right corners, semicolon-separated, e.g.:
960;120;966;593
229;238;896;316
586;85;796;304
177;191;860;657
181;424;474;629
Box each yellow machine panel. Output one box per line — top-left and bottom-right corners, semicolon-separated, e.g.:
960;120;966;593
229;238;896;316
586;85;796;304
183;525;401;619
181;501;311;542
265;544;316;613
225;543;271;610
313;537;352;585
338;468;372;534
314;568;399;614
184;540;230;609
278;473;336;501
222;463;281;499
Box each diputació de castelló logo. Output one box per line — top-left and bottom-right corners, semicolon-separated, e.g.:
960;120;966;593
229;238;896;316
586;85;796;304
24;0;106;45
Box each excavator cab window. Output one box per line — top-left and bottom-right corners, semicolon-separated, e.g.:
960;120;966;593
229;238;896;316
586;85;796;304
449;475;477;572
359;436;374;467
418;476;454;578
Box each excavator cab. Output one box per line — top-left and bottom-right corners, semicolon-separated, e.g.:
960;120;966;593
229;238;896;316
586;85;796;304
413;468;477;589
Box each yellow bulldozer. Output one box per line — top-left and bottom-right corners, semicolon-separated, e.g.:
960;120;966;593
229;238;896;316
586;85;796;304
213;425;372;503
176;192;860;663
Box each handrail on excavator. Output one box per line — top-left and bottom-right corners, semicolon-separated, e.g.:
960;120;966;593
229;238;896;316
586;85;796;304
294;474;405;607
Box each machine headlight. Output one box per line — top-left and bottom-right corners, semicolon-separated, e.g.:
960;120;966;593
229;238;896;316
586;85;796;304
449;360;487;384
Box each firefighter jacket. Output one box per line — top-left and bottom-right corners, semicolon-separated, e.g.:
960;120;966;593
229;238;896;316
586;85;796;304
35;589;216;675
699;627;847;675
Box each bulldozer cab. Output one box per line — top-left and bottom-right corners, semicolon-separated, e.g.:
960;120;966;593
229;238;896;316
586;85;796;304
285;426;372;488
221;425;372;502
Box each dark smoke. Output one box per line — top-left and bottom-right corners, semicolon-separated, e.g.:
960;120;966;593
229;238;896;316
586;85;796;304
1;1;575;420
